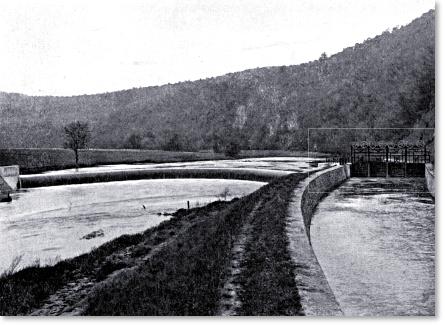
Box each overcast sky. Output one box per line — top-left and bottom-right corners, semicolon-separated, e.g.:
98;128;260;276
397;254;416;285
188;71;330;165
0;0;435;96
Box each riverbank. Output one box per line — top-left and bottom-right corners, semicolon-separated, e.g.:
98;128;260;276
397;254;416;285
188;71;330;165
0;172;311;316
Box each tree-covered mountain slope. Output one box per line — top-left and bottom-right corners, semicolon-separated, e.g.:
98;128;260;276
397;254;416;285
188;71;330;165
0;10;434;152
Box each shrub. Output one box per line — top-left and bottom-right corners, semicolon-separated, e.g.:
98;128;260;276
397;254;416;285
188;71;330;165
224;141;241;157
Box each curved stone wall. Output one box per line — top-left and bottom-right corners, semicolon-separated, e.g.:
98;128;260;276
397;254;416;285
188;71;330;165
301;164;350;239
285;165;350;316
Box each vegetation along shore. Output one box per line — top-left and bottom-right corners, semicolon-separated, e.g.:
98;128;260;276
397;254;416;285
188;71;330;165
0;172;310;316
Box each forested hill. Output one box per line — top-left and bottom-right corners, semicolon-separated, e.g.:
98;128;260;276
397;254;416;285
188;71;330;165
0;10;434;152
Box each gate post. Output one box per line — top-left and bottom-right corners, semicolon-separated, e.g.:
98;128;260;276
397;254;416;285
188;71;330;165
367;146;371;177
404;147;408;177
351;145;353;164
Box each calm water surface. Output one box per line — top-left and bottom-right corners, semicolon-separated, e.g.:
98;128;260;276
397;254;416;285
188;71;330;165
0;179;264;273
26;156;326;176
311;178;435;316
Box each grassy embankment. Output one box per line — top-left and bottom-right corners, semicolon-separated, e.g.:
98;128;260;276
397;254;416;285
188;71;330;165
0;173;307;316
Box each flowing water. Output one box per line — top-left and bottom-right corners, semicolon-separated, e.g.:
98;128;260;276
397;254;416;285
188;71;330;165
310;178;435;316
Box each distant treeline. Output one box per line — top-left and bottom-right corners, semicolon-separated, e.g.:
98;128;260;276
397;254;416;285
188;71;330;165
0;11;434;154
0;148;321;174
0;148;224;173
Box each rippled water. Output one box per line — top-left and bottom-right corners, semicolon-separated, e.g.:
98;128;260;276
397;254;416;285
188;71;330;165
311;178;435;316
0;179;265;273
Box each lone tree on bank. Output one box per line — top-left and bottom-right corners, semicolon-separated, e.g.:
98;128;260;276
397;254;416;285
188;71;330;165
64;121;91;169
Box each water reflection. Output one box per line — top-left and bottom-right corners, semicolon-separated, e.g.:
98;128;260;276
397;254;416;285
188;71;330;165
311;178;435;316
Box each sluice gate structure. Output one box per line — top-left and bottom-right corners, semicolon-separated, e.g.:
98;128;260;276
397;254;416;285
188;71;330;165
349;141;431;178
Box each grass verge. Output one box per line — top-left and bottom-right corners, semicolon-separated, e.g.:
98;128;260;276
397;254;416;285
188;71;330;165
83;191;261;315
238;174;306;315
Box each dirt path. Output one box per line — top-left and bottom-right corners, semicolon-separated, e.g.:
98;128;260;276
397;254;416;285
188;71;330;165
217;201;262;316
29;220;193;316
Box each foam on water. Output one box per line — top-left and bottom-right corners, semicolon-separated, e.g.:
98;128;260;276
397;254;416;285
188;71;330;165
311;178;435;316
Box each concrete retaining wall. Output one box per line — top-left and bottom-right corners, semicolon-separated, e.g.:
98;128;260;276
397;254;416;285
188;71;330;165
425;163;435;198
0;165;20;200
285;165;350;316
301;164;350;239
0;165;20;190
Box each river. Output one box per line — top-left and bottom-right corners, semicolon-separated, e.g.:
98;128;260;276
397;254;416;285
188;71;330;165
310;178;435;316
1;157;326;273
0;179;265;273
24;156;324;176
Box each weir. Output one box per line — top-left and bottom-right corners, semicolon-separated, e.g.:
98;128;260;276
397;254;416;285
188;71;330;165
19;167;288;188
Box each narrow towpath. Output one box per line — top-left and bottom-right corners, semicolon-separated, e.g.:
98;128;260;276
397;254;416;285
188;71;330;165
220;173;311;316
29;216;195;316
218;201;262;316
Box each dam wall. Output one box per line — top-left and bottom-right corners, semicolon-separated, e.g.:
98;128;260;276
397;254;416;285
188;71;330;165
20;168;288;188
285;165;350;316
425;163;435;198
